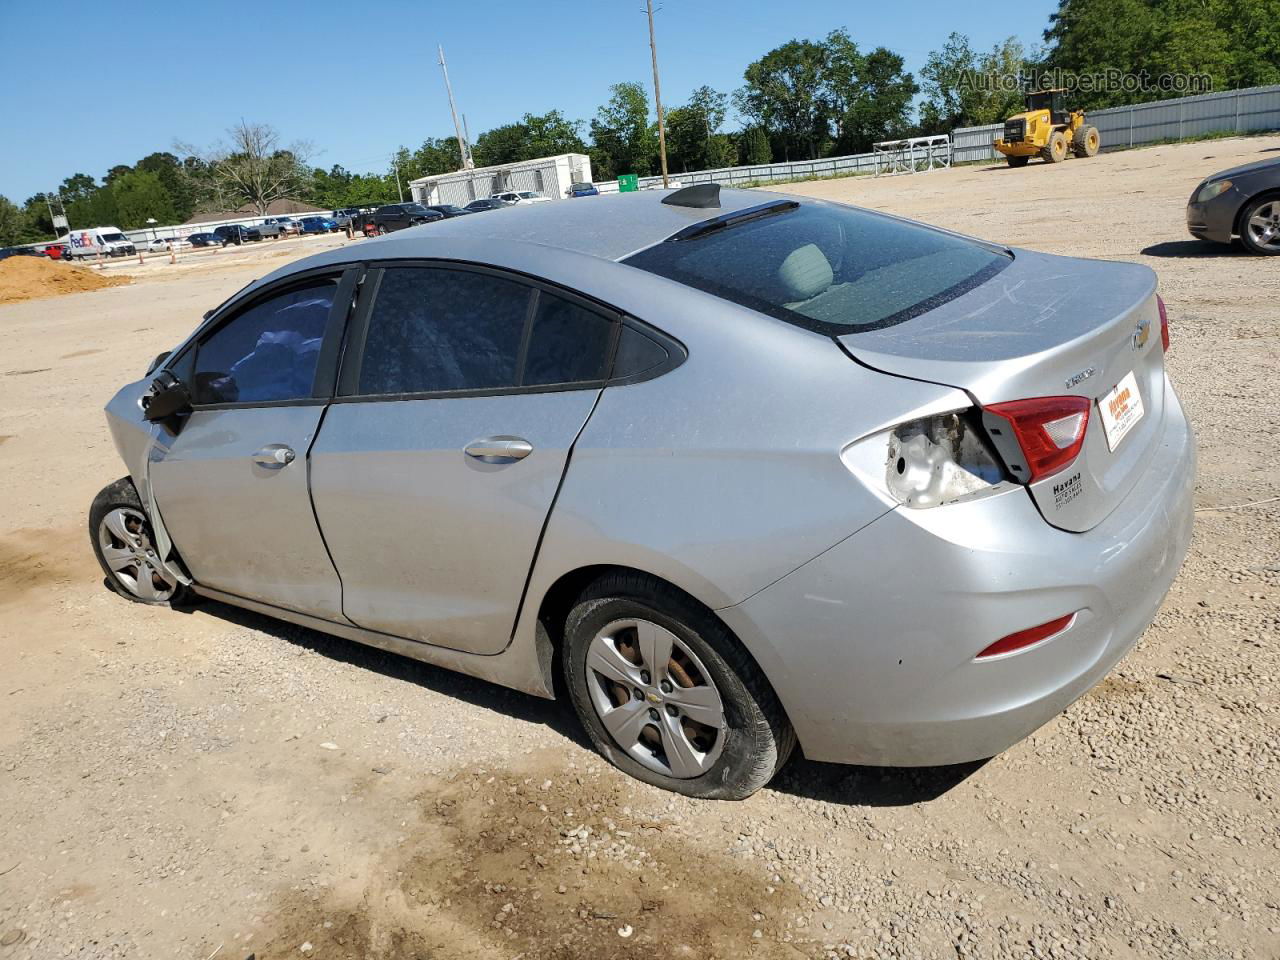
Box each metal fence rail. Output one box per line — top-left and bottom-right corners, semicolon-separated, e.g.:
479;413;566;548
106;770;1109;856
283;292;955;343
952;84;1280;164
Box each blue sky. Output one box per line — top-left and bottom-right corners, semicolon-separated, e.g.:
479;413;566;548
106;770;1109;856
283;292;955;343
0;0;1058;202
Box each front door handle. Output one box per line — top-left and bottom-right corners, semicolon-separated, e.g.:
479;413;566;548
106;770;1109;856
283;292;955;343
464;436;533;463
252;444;296;468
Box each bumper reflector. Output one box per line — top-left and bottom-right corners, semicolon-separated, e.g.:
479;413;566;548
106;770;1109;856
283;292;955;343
976;613;1076;660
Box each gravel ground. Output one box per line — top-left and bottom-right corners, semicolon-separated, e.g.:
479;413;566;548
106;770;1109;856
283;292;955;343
0;135;1277;960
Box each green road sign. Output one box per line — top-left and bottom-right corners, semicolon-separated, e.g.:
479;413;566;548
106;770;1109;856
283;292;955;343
617;174;639;193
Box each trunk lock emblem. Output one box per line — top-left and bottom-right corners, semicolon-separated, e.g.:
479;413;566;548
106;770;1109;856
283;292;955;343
1132;316;1151;350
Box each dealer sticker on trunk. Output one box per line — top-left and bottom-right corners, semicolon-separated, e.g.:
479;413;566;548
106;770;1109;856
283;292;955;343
1098;370;1144;452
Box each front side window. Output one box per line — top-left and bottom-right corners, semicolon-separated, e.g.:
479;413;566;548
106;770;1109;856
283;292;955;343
193;280;336;404
623;200;1011;333
353;267;619;396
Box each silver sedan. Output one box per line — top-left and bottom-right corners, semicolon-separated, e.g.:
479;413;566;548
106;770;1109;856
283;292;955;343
91;185;1195;799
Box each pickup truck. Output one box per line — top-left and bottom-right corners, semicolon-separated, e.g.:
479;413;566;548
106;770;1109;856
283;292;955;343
361;203;444;236
256;217;300;238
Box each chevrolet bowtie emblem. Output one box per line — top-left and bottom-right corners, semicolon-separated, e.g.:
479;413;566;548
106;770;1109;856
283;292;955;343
647;692;661;703
1132;316;1151;350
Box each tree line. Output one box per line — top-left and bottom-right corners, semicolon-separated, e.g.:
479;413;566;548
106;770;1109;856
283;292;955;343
3;0;1278;246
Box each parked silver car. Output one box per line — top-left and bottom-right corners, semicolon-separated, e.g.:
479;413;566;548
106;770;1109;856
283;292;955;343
91;185;1195;799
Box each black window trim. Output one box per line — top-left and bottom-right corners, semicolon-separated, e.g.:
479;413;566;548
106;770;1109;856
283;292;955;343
332;258;684;404
183;266;359;411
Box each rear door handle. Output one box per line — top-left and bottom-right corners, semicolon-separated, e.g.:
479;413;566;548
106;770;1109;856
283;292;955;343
464;436;533;463
252;444;296;468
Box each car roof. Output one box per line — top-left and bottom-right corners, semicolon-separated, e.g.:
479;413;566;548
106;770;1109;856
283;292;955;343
241;187;792;305
375;187;771;262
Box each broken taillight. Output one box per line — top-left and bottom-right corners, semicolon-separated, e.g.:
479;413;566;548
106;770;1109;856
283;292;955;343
975;613;1076;660
1157;294;1169;352
982;396;1090;484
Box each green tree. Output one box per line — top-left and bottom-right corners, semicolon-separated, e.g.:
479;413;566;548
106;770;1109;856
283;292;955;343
59;173;98;205
665;87;734;171
831;44;918;151
0;196;40;246
110;169;178;229
410;138;463;179
919;33;979;132
739;39;829;159
1039;0;1280;109
589;82;658;178
136;152;198;221
738;126;772;166
473;123;533;166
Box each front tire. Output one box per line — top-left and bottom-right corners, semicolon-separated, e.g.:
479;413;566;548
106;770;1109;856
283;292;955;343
89;477;189;606
1238;195;1280;255
1006;155;1029;168
562;572;795;800
1041;129;1068;163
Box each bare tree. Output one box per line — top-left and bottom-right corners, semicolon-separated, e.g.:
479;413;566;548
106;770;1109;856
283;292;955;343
177;121;314;215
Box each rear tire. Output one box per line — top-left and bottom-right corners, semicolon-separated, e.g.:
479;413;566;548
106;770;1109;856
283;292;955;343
1041;130;1068;163
89;477;190;606
561;571;795;800
1072;125;1100;158
1006;155;1030;168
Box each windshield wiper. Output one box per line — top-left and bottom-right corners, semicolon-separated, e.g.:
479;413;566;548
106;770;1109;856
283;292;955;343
666;199;800;243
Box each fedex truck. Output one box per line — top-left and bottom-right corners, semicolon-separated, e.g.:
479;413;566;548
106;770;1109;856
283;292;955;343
64;227;137;260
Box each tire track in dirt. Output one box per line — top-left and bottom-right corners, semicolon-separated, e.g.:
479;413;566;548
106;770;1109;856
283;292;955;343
259;752;813;959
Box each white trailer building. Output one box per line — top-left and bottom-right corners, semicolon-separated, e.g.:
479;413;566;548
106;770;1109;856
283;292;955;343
409;153;592;206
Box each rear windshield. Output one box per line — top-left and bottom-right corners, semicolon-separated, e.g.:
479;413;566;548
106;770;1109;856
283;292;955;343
623;200;1011;333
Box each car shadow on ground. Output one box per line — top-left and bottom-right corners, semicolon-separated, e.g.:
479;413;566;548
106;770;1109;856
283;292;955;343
1141;239;1246;258
771;755;987;806
183;595;984;809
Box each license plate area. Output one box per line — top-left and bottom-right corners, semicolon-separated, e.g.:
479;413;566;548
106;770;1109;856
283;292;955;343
1098;370;1145;452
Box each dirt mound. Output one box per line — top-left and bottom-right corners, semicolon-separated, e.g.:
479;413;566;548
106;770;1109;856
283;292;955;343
0;255;130;305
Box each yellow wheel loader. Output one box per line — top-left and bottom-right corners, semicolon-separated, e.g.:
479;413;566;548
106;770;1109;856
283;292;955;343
993;89;1099;167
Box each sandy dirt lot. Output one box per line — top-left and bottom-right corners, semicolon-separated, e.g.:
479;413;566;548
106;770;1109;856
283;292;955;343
1;137;1277;960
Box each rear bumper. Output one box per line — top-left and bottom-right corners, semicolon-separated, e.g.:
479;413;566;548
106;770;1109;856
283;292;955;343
719;378;1195;766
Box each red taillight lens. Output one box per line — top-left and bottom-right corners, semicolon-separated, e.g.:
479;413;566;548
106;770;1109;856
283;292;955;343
1157;294;1169;352
983;396;1090;483
975;613;1075;660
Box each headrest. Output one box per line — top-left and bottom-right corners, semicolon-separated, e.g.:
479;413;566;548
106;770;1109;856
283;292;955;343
777;244;833;301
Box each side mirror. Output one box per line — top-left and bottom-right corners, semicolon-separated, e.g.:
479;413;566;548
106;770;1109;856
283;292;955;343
143;371;193;422
146;350;171;376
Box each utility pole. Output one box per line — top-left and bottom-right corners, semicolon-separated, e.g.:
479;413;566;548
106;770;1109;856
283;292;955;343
439;45;474;170
646;0;669;188
393;154;404;202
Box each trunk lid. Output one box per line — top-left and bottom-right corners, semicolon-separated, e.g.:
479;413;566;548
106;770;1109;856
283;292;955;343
838;248;1167;532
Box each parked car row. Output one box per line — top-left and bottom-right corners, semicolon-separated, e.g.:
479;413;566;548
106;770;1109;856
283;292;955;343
357;192;574;237
10;189;604;265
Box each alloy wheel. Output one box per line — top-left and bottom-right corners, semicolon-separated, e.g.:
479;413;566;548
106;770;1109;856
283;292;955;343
1246;201;1280;251
585;618;726;779
97;507;177;602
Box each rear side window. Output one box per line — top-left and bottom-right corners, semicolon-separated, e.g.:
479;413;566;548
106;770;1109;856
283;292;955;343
522;294;614;386
623;200;1011;333
193;280;336;404
358;268;530;394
